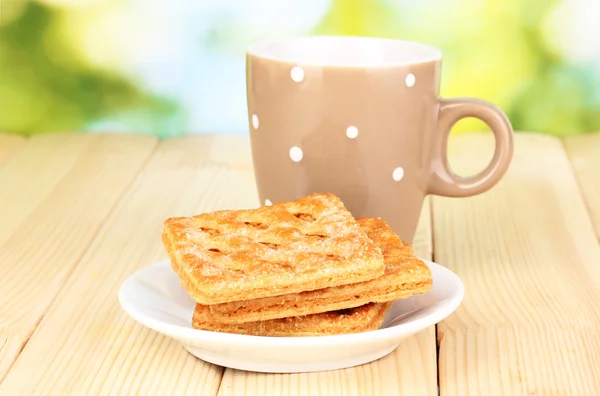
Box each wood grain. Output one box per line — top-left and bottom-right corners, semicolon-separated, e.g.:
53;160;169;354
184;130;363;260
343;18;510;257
3;132;598;395
564;132;600;241
218;198;438;396
434;133;600;395
0;133;157;382
0;136;257;395
0;133;101;247
0;134;25;168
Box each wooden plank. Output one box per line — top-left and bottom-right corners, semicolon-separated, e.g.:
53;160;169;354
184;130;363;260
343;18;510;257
0;135;257;395
0;133;104;247
0;134;26;168
218;199;437;396
0;133;157;382
433;133;600;395
564;132;600;241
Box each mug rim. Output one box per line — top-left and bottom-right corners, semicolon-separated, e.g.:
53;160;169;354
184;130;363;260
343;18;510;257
247;35;442;67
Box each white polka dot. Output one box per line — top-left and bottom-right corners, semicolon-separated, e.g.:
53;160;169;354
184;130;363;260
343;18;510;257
346;126;359;139
290;66;304;82
392;167;404;181
405;73;416;87
252;114;259;129
289;146;303;162
265;199;272;206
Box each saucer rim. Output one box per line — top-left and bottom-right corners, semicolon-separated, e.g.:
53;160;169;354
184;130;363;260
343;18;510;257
118;259;464;348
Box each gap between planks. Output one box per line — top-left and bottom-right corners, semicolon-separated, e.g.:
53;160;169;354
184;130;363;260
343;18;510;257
563;131;600;242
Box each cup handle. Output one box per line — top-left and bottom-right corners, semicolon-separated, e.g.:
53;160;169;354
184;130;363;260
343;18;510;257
427;97;514;197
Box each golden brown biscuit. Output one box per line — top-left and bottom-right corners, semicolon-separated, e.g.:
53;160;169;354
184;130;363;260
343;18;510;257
194;217;432;323
162;193;385;305
192;302;393;336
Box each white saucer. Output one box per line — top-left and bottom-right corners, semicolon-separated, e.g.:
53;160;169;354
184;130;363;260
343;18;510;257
118;259;464;373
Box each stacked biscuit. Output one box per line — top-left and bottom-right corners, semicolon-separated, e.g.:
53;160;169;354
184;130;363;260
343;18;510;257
161;193;432;337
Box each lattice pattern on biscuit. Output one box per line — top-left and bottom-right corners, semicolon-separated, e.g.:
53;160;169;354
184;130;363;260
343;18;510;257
162;193;385;304
193;217;432;323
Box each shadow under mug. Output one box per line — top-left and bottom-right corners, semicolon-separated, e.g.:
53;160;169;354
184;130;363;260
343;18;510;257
246;36;514;243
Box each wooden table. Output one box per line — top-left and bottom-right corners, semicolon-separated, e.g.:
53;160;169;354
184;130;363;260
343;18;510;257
0;131;599;395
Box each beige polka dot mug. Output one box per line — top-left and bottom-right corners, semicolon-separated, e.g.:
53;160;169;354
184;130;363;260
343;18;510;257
246;36;514;243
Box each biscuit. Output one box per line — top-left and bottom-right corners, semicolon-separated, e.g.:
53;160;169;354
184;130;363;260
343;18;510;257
192;302;393;337
162;193;385;305
194;217;432;323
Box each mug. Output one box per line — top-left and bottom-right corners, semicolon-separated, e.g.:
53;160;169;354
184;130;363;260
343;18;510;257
245;36;513;243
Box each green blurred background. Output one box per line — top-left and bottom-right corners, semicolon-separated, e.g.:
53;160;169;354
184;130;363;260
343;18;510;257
1;0;599;137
